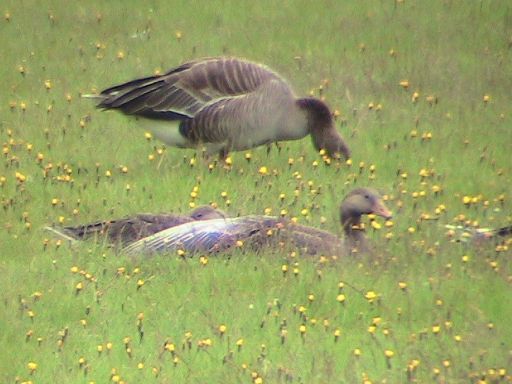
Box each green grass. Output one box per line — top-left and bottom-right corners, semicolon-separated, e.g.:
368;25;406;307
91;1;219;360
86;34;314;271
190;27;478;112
1;1;511;383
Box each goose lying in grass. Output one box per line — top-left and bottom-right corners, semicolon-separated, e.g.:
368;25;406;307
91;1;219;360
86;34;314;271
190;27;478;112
123;188;392;256
46;205;226;247
445;224;512;245
87;57;351;159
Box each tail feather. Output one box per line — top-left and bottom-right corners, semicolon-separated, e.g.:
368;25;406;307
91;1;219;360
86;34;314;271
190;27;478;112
46;220;110;242
99;74;162;98
493;225;512;238
81;93;104;100
62;221;109;240
44;226;79;243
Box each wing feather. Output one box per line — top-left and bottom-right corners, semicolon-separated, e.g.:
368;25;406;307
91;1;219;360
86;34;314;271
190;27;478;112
122;216;277;255
95;57;288;121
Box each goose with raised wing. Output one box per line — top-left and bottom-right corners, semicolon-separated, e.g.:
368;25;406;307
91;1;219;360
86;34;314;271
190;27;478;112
89;57;351;159
123;188;392;256
46;205;227;247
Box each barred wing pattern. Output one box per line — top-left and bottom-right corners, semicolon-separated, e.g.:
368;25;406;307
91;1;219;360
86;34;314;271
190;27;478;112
122;216;279;255
97;57;287;121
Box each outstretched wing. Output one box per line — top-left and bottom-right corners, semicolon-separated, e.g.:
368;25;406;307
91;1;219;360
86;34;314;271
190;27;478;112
123;217;238;255
95;57;287;121
122;216;278;255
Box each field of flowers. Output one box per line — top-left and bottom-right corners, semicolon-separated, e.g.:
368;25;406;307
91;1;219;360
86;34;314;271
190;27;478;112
1;1;511;383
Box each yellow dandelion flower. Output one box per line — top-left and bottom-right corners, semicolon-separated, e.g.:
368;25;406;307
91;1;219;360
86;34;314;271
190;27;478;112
336;294;346;303
399;80;409;89
258;166;268;175
27;362;38;372
164;342;175;352
365;291;378;303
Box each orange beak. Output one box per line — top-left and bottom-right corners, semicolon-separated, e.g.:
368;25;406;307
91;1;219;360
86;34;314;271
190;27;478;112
372;200;392;220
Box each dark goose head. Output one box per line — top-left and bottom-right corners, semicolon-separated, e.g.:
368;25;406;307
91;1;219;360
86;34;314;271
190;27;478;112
297;97;351;160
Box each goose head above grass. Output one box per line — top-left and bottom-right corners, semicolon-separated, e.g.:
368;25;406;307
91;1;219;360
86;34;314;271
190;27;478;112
86;57;351;160
339;188;393;253
45;205;227;246
123;188;391;257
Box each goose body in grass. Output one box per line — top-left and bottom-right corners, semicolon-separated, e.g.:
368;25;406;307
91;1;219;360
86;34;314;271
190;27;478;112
123;188;392;256
46;205;227;247
89;57;351;159
445;224;512;245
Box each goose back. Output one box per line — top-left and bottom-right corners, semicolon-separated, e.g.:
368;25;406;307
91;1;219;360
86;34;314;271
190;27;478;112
97;57;286;119
123;216;279;255
122;216;347;256
52;206;226;246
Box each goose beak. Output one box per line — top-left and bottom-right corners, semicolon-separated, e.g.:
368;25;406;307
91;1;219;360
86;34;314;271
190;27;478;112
372;200;392;220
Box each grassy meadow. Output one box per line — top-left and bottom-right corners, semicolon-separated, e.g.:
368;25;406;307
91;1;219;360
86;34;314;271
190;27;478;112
1;0;512;382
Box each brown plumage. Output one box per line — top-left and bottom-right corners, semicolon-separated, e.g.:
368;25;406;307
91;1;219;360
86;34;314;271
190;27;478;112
46;205;227;247
90;57;350;159
123;188;392;256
